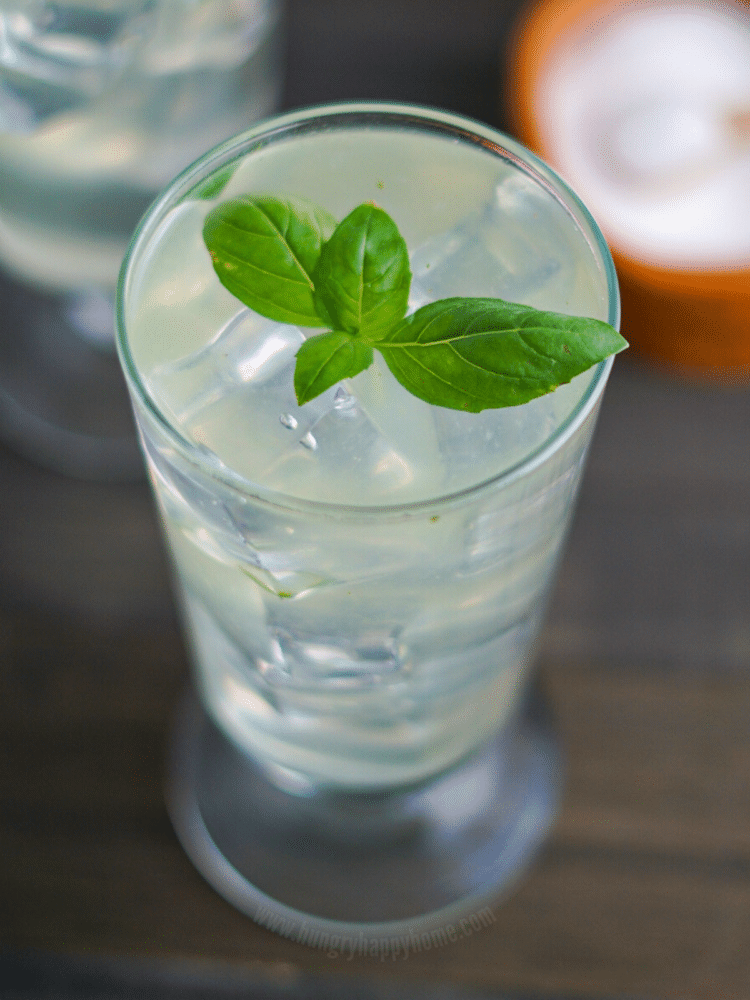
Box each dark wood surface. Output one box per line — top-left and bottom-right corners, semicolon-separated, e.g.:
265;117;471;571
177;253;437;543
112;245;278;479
3;2;750;998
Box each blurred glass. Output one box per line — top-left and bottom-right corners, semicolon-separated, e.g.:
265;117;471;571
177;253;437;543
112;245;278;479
0;0;285;478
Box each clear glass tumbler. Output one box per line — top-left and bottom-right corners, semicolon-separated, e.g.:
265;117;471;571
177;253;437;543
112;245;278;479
116;103;620;942
0;0;284;478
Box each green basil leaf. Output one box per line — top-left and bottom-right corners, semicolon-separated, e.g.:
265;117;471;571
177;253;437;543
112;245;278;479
376;297;628;411
312;203;411;338
192;163;235;200
201;192;626;411
203;195;336;327
294;331;374;406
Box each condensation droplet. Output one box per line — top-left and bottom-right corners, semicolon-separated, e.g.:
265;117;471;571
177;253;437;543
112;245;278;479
299;431;317;450
280;413;298;430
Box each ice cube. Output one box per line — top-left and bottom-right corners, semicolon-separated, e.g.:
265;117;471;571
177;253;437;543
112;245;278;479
409;174;570;307
346;356;443;490
429;394;561;493
263;355;446;504
149;309;364;490
269;626;402;685
217;355;441;505
147;307;304;425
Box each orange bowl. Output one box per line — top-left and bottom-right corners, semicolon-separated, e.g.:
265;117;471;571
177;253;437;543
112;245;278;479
506;0;750;383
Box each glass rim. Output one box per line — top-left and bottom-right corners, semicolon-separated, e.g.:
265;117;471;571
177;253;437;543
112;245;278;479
116;100;621;518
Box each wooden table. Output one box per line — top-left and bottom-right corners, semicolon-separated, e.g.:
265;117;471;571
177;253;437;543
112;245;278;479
2;3;750;997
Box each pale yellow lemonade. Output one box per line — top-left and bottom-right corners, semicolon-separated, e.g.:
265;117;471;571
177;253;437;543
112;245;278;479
122;123;614;789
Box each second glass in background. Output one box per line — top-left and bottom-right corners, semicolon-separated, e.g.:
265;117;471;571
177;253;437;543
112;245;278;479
0;0;285;478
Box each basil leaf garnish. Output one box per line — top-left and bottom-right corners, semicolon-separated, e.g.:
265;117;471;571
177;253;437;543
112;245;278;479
312;203;411;339
192;164;235;201
201;193;627;410
203;195;336;327
294;331;374;406
376;298;626;410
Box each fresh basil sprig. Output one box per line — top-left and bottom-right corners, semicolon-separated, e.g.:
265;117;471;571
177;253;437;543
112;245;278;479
203;194;626;410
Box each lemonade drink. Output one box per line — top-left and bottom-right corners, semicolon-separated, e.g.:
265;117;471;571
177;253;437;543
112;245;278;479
118;105;619;790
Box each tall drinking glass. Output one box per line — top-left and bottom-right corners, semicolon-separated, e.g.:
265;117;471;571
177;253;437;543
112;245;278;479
0;0;284;478
116;104;620;941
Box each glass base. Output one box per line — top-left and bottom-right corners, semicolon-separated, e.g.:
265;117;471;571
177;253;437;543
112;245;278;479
0;271;142;480
166;685;562;941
